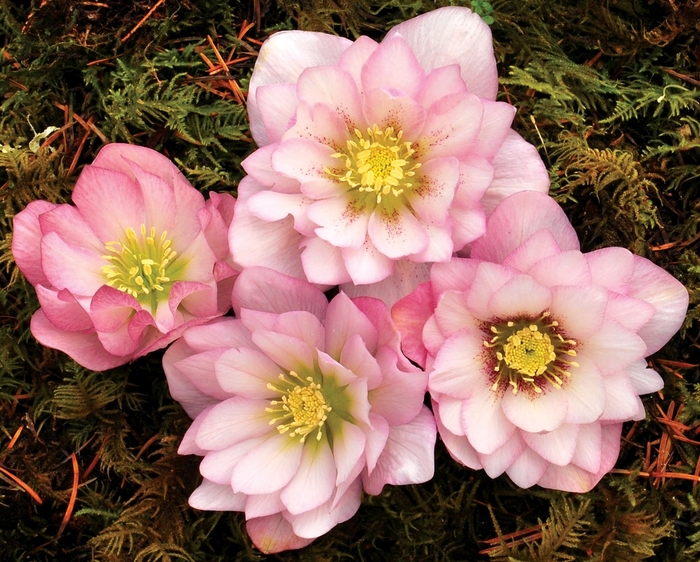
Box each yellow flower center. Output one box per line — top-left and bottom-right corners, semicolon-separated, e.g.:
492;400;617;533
484;312;578;395
101;224;177;311
266;371;332;443
326;125;420;205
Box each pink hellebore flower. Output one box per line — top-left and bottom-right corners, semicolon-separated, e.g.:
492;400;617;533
163;267;435;554
12;144;237;371
230;7;549;304
393;191;689;493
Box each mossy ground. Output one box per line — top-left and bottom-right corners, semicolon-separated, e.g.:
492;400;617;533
1;0;699;560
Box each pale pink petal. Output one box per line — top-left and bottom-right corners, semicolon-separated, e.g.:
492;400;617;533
579;320;647;375
478;432;525;478
429;332;488;400
163;340;220;419
407;157;459;225
505;446;549;488
324;292;378;359
179;412;210;455
626;359;664;394
386;7;498;100
38;204;103;252
251;331;314;373
231;266;328;320
35;285;92;331
281;438;336;514
628;255;689;354
41;233;106;295
367;205;429;259
461;384;517;455
247;513;315;554
273;310;325;353
307;196;372;249
256;83;298;143
247;191;316;236
283;100;350;149
527;250;592;288
472;190;578;263
271;138;339;198
480;131;550;215
584;247;634;292
412;92;483;161
241;145;300;193
175;349;229;401
606;293;656;333
501;389;568;433
391;281;434;368
417;64;469;109
290;477;362;539
213;347;280;398
200;437;266;485
332;419;367;485
337;35;379;91
231;432;304;495
341;258;429;306
195;397;274;451
188;479;246;511
296;65;363;129
522;423;580;466
123;160;179;238
435;288;483;341
30;310;126;371
362;88;427;138
364;413;390;473
12;200;56;285
430;257;480;295
182;317;254;351
340;238;394;285
449;203;486;252
561;354;606;424
89;285;139;333
465;262;519;321
599;371;646;422
570;422;603;473
502;229;563;273
339;334;382;389
300;236;352;285
71;165;145;242
245;490;284;519
487;274;552;319
362;406;436;495
433;399;482;469
472;100;517;160
549;285;608;340
248;30;352;146
432;393;465;436
361;34;425;100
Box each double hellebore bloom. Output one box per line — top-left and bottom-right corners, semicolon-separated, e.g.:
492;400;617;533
230;7;549;302
393;191;688;492
12;144;237;370
163;267;435;553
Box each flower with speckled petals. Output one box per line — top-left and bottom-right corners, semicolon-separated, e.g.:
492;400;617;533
393;191;689;492
229;7;549;305
11;144;238;370
163;266;435;554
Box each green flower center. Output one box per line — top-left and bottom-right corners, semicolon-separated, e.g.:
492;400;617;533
101;224;177;311
266;371;332;443
326;125;421;205
484;312;578;395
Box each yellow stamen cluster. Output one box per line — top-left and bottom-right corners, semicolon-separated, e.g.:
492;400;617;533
101;224;176;309
326;125;420;204
484;312;579;395
266;371;332;443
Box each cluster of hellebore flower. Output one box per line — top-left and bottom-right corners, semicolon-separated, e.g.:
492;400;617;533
11;6;689;554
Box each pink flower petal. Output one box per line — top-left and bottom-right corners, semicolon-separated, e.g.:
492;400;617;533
549;285;608;340
433;399;482;468
337;35;379;91
368;204;429;259
200;436;266;485
231;266;328;320
579;320;646;375
341;258;429;305
247;30;352;146
521;423;580;466
231;432;304;495
501;388;568;433
38;204;103;253
606;292;656;333
478;432;525;478
252;330;314;374
331;419;367;485
432;393;465;436
300;236;352;285
561;354;606;425
364;413;390;473
247;513;315;554
195;397;274;451
430;257;480;295
429;331;488;399
465;262;519;321
241;145;300;193
247;191;316;237
570;422;603;473
297;65;363;130
480;131;550;215
163;340;220;419
599;371;645;422
362;406;436;495
362;88;427;138
324;292;378;359
628;255;689;354
245;490;284;519
11;200;56;285
536;462;598;493
501;229;563;273
89;285;139;332
408;157;459;225
472;100;517;160
281;438;336;515
461;384;517;455
505;446;549;488
123;160;179;238
487;274;552;319
585;247;634;292
290;477;362;539
361;34;425;100
182;317;254;351
386;7;498;100
307;196;372;249
283;100;350;149
35;285;92;332
339;334;382;390
527;250;592;288
188;479;246;511
626;359;664;394
41;232;106;295
340;237;394;285
472;190;578;263
417;64;469;110
271;138;339;198
176;349;230;401
256;83;298;144
391;281;435;368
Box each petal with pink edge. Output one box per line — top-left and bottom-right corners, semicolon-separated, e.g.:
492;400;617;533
332;419;367;485
214;347;280;399
599;371;646;422
417;64;468;110
408;157;459;225
472;100;517;160
38;204;103;252
11;200;56;285
247;513;315;554
300;236;352;285
340;237;394;285
521;423;580;466
465;262;519;321
35;285;92;332
341;258;429;306
487;274;552;319
433;399;482;469
195;397;274;451
283;100;350;149
549;285;608;340
256;83;298;144
163;341;220;419
561;354;606;425
297;65;363;129
461;384;517;455
200;437;266;485
271;139;339;198
176;349;229;401
281;438;336;515
478;432;525;478
41;233;106;295
188;479;246;511
527;250;592;287
502;229;563;273
251;330;314;373
501;388;568;433
585;247;635;292
337;35;378;91
324;291;378;358
386;6;498;100
505;446;549;488
391;281;434;368
362;88;427;138
626;359;664;394
367;205;429;259
290;478;362;539
570;422;603;474
361;34;425;100
307;196;371;249
579;320;646;375
247;191;316;237
429;332;488;400
430;257;480;295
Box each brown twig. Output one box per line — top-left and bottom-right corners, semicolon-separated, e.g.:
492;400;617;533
120;0;167;43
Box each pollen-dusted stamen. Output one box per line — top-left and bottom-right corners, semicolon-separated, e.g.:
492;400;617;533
484;312;578;395
325;125;420;205
265;371;332;443
101;224;177;311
